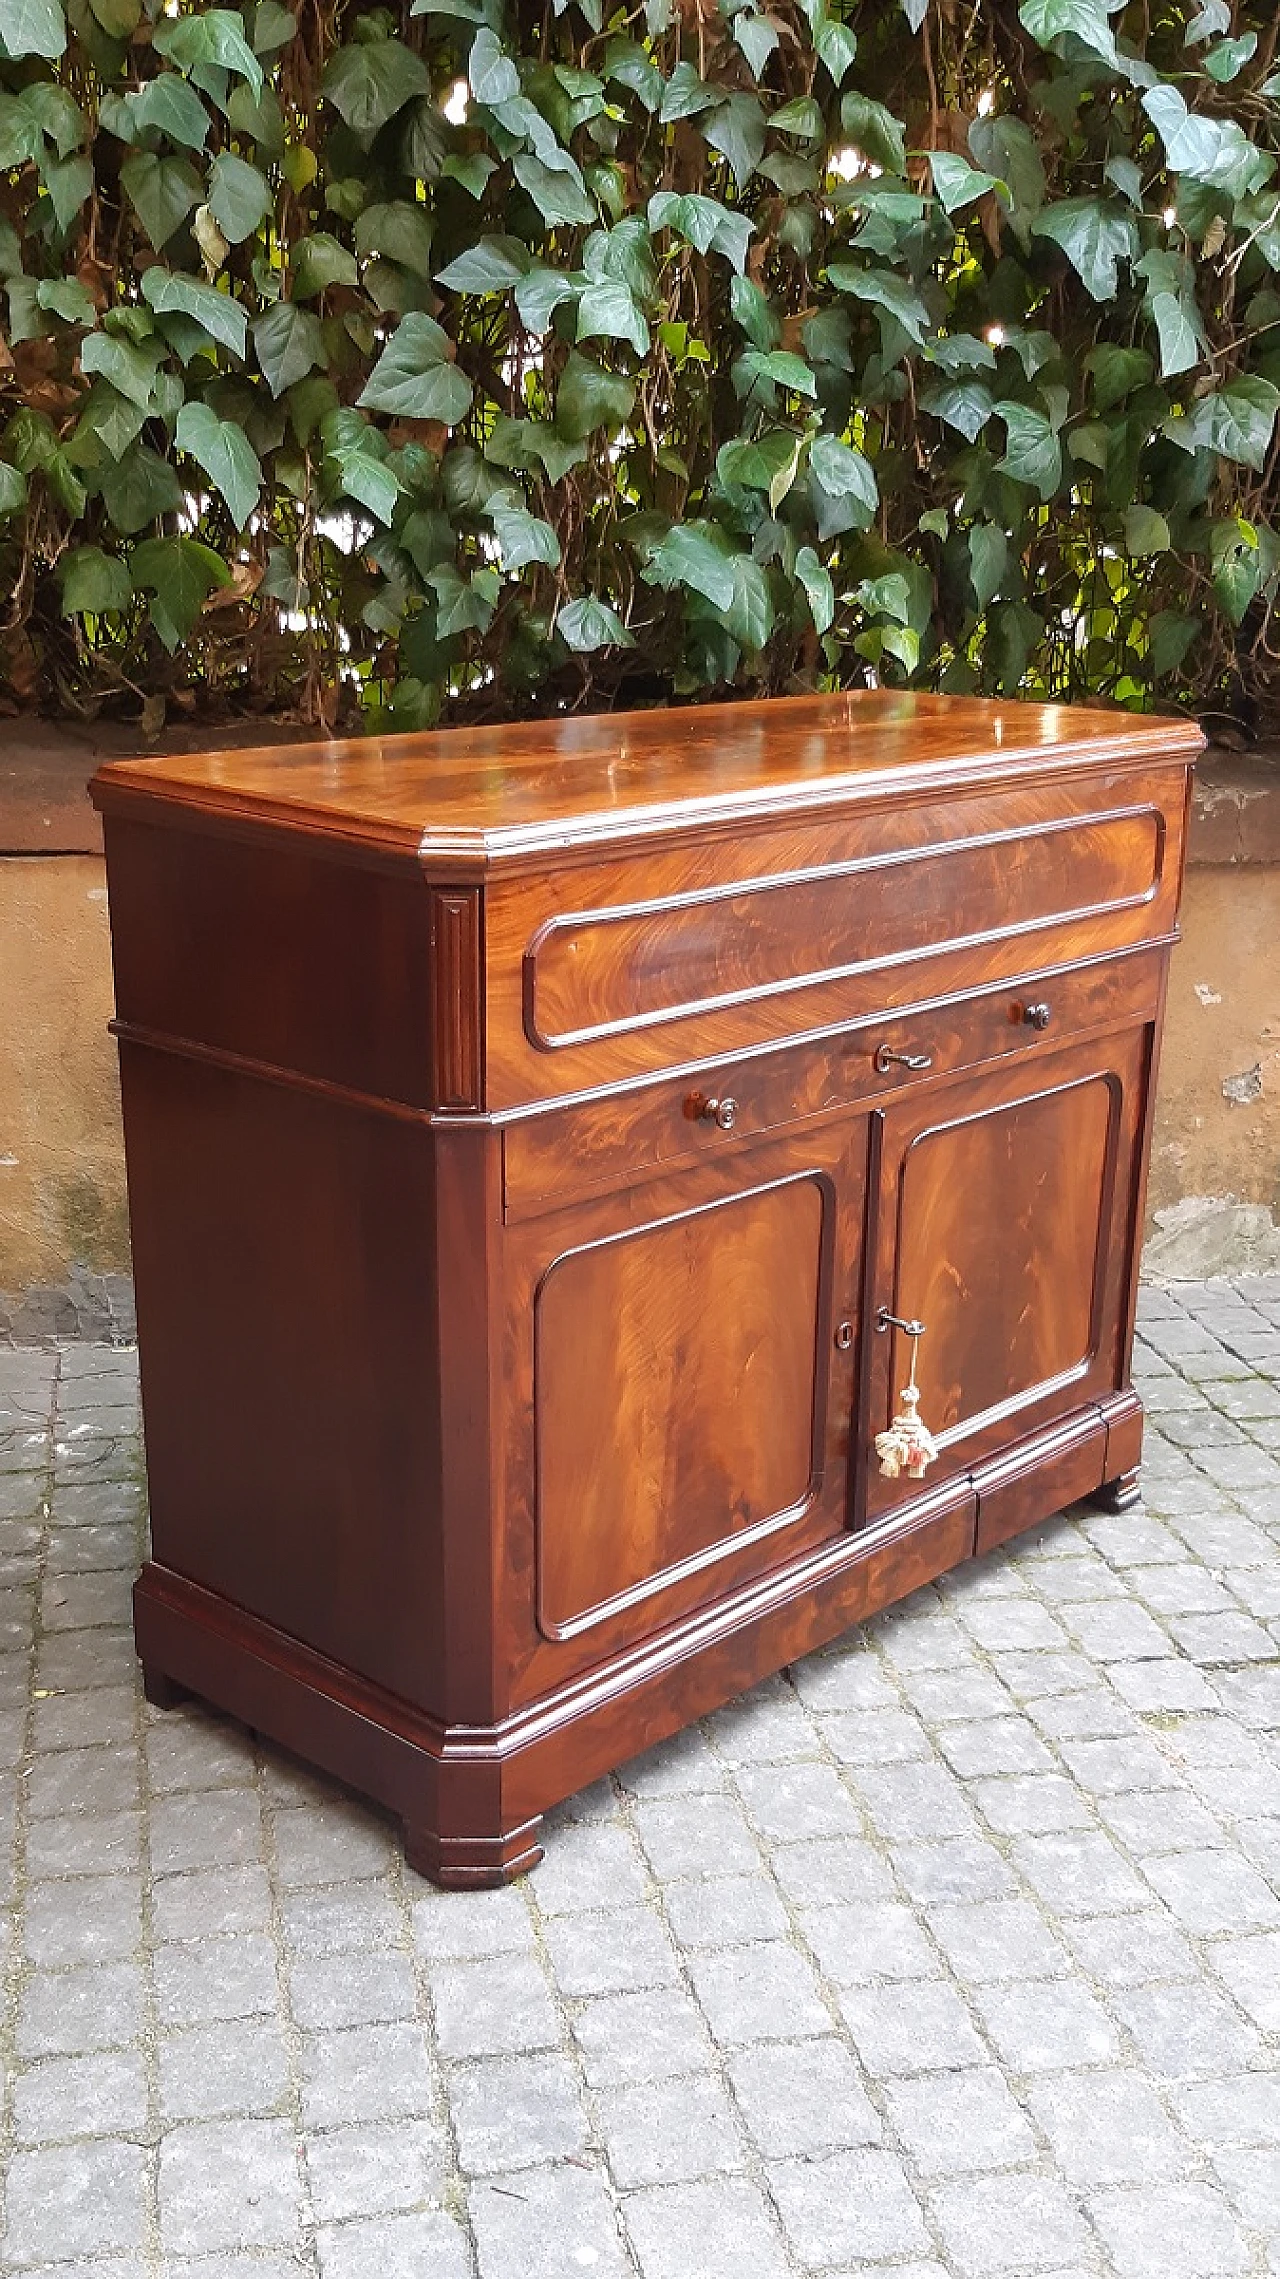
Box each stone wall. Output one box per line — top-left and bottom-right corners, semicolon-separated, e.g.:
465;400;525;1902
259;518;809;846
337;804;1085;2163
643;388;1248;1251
1;722;1276;1333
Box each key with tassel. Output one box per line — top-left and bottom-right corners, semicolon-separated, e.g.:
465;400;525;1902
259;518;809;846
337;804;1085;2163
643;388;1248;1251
874;1307;938;1481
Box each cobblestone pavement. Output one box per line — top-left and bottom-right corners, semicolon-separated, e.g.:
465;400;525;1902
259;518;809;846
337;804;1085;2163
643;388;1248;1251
0;1277;1278;2279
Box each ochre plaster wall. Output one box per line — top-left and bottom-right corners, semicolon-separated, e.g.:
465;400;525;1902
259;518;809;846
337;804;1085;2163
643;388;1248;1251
0;854;128;1287
1152;866;1280;1225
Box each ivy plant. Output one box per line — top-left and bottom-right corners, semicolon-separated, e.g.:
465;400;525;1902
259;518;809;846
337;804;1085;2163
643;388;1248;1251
2;0;1280;730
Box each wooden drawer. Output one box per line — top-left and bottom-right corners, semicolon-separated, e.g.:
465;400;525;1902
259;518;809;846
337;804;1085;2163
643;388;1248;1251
503;945;1163;1221
484;766;1187;1107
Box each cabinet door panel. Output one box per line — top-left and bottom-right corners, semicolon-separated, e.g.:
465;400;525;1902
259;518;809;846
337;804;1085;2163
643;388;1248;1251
536;1175;827;1640
501;1119;869;1703
864;1027;1149;1521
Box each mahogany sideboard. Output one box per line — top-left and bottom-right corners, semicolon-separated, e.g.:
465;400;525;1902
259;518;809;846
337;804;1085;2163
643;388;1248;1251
91;692;1203;1886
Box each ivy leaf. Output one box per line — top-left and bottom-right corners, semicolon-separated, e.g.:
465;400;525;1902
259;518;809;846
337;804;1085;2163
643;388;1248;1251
1149;609;1201;675
100;442;183;534
930;153;999;213
924;333;996;373
125;75;212;152
970;115;1045;223
1204;32;1256;81
919;379;993;442
795;544;834;635
175;399;263;528
207;153;272;243
838;91;905;175
556;595;634;650
1032;199;1136;301
604;36;663;111
1123;504;1170;556
829;266;931;345
428;563;497;637
648;190;752;274
1142;85;1266;197
0;459;27;514
74;380;147;463
80;332;159;411
490;502;561;569
733;10;779;80
721;555;773;650
468;26;520;104
356;202;435;281
0;0;65;58
120;153;203;248
703;92;766;190
435;236;531;294
153;10;264;99
645;522;736;609
43;153;92;233
659;60;717;121
1185;0;1230;38
730;275;779;352
899;0;927;26
515;266;578;334
808;432;878;537
253;300;326;395
513;152;596;227
1166;375;1280;470
555;349;634;439
770;95;823;139
130;533;232;646
292;233;359;298
1149;291;1201;377
577;279;649;355
1017;0;1117;70
141;270;248;360
997;403;1062;498
36;276;96;326
321;39;431;140
968;523;1006;608
716;430;799;496
814;16;857;87
60;545;132;614
1086;343;1153;411
440;152;498;199
357;313;473;422
1210;522;1260;624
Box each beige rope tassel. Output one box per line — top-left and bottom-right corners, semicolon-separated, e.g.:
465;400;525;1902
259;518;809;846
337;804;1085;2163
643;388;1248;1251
875;1318;938;1481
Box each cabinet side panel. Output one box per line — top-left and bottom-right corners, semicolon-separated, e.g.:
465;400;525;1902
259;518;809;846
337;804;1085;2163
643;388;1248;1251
104;816;436;1106
120;1043;447;1713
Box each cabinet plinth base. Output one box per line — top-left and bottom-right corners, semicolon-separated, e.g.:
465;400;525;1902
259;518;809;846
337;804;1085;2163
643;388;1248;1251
1090;1467;1142;1513
142;1665;190;1712
404;1819;544;1889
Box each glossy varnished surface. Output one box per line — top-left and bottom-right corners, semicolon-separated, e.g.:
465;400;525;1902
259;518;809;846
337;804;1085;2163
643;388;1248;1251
91;692;1202;865
98;694;1201;1884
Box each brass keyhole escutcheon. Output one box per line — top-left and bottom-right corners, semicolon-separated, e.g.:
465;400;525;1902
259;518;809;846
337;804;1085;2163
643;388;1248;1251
834;1320;854;1351
688;1093;738;1130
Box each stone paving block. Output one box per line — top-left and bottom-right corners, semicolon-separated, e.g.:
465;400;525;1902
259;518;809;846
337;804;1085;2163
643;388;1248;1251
571;1986;715;2089
1142;1844;1280;1933
935;1716;1056;1779
1013;1828;1150;1915
705;1678;821;1766
596;2071;745;2188
1210;2146;1280;2230
16;1960;144;2058
150;1789;264;1876
733;1758;862;1843
25;1742;141;1820
974;1976;1120;2071
12;2049;148;2146
1057;1731;1182;1796
870;1603;974;1674
1112;1982;1263;2081
851;1759;979;1843
45;1521;136;1574
159;2019;291;2124
25;1806;143;1879
1027;2067;1189;2184
788;1643;900;1714
5;2139;147;2262
410;1880;536;1961
890;1835;1017;1907
22;1873;143;1967
727;2036;880;2158
1174;2072;1280;2147
885;2066;1037;2177
298;2022;436;2131
618;1727;726;1797
269;1800;396;1885
769;2146;929;2265
304;2118;446;2222
629;1795;760;1883
528;1816;652;1911
446;2051;587;2175
622;2176;793;2279
925;1896;1068;1985
279;1882;402;1957
1061;1908;1199;1988
315;2209;472;2279
468;2165;630;2279
542;1902;677;1997
662;1872;790;1950
31;1681;137;1752
771;1835;895;1908
1087;2181;1250;2276
1099;1789;1226;1858
685;1938;832;2045
429;1949;560;2059
287;1950;417;2031
817;1706;931;1766
799;1898;939;1988
154;1932;280;2027
152;1863;274;1942
159;2118;303;2255
927;2171;1093;2274
1209;1929;1280;2031
838;1979;988;2077
970;1771;1096;1836
145;1708;257;1795
41;1568;134;1630
895;1665;1014;1724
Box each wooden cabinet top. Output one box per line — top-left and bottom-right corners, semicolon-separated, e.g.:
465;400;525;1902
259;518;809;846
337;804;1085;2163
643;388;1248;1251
91;692;1202;873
